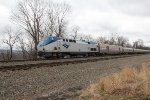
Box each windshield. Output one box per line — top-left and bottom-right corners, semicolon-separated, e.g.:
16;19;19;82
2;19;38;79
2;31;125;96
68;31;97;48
38;36;53;47
38;36;61;47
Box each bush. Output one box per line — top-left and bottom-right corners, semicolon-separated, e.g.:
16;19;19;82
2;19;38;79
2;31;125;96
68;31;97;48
80;62;150;100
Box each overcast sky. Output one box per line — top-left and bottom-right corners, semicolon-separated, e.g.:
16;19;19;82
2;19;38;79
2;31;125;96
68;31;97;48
0;0;150;46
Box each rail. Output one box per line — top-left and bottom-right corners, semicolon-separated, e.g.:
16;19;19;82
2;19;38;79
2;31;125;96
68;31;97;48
0;54;144;71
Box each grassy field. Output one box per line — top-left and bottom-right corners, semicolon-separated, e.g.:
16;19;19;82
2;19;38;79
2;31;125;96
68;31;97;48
80;62;150;100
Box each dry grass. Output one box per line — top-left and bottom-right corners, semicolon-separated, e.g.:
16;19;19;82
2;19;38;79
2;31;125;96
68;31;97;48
80;62;150;100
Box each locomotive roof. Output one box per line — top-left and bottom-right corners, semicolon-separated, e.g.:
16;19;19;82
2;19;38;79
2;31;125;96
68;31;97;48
42;36;97;44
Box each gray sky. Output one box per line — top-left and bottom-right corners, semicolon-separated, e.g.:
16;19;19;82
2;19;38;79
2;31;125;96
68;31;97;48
0;0;150;46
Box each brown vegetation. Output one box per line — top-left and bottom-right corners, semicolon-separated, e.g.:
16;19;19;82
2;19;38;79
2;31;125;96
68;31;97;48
80;62;150;100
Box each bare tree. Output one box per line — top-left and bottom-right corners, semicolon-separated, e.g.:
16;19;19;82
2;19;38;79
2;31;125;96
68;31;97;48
11;0;46;59
2;26;20;60
17;36;29;59
70;25;80;40
16;33;36;60
138;39;144;48
97;36;107;44
77;33;85;40
18;38;26;59
46;2;71;37
109;33;118;45
126;42;132;48
109;38;115;45
133;39;144;49
117;36;128;46
133;41;138;48
81;34;93;42
12;0;71;59
25;38;35;59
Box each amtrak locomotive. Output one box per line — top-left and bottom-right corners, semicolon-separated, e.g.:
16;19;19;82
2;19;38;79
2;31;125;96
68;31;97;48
37;36;150;58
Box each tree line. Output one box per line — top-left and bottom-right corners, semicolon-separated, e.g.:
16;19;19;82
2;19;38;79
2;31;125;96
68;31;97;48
0;0;149;61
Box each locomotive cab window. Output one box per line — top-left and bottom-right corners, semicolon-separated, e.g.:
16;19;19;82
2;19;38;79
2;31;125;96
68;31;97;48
66;39;68;42
63;39;65;42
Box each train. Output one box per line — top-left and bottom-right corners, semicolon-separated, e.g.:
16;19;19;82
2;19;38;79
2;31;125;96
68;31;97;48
37;36;150;58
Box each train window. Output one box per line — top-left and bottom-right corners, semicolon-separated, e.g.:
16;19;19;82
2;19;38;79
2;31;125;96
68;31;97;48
69;39;73;42
63;39;65;42
72;40;75;43
93;48;96;51
91;48;93;51
66;39;68;42
74;40;76;43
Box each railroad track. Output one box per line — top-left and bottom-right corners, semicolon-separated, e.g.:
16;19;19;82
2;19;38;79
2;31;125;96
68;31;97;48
0;54;144;71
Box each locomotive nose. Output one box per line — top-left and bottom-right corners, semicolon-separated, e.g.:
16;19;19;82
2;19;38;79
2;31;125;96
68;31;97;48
37;47;45;56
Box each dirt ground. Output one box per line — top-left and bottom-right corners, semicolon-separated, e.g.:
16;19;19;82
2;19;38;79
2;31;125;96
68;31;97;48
1;54;150;100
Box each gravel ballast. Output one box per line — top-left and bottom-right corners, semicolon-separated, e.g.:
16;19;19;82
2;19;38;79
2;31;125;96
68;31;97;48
1;55;150;100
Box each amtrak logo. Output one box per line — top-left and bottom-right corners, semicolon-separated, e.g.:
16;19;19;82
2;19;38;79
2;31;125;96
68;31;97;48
63;43;70;48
